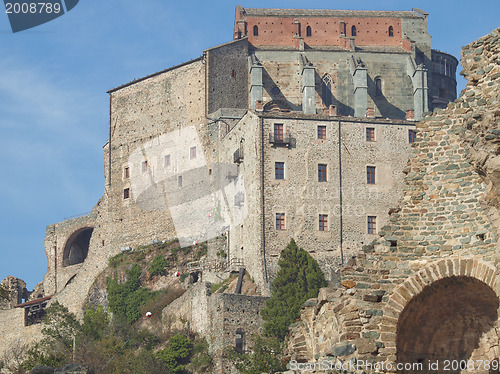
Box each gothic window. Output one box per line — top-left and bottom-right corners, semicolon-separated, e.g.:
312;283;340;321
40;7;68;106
321;74;333;107
375;77;383;96
306;25;312;37
388;26;394;37
253;25;258;36
351;25;357;37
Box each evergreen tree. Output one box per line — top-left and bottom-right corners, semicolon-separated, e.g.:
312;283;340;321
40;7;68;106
261;239;327;340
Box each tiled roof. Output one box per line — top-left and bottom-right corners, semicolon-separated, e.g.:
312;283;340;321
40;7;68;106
240;7;424;19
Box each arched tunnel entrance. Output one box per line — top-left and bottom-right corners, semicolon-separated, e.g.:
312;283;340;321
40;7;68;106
62;227;93;267
396;276;499;373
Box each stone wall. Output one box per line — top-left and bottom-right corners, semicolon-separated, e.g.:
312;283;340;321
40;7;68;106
285;28;500;372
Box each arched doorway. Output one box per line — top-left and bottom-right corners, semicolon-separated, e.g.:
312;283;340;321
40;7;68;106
396;276;499;373
62;227;93;267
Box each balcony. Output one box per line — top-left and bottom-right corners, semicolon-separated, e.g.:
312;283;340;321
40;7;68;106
269;132;292;147
233;148;244;164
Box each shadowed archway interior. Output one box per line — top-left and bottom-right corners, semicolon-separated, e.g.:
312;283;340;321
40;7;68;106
396;276;499;373
62;227;93;267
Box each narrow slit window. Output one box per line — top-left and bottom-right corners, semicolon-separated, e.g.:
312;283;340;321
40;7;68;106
375;77;383;96
164;154;171;167
142;161;148;173
388;26;394;37
123;188;130;199
178;176;183;187
124;167;130;179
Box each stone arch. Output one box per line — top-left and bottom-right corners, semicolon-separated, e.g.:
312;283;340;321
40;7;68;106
382;259;498;371
263;100;292;112
62;227;94;267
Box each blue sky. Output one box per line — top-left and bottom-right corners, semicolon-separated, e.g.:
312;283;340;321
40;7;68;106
0;0;498;289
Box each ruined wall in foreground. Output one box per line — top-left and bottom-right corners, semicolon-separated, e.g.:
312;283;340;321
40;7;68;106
286;28;500;372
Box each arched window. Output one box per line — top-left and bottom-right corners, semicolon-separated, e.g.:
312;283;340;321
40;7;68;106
306;25;312;37
388;26;394;37
253;25;258;36
322;74;333;107
375;77;383;96
351;25;357;37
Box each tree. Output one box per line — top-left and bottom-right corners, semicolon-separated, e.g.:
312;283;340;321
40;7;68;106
156;334;193;374
261;238;327;340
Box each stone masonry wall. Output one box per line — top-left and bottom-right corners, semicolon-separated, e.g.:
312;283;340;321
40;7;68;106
286;28;500;372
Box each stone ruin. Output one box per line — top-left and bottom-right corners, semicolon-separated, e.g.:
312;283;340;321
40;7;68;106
285;28;500;373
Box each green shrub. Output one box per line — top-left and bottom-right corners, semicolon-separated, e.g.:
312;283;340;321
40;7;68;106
107;264;155;324
179;273;189;283
156;334;193;373
261;239;327;340
149;255;168;277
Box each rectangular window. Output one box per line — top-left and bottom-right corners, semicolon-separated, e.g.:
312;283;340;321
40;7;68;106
178;176;183;187
124;167;129;179
276;213;285;230
368;216;377;234
367;166;376;184
275;162;284;180
164;154;171;167
142;161;148;173
274;123;284;142
409;130;416;143
319;214;328;231
123;188;130;199
190;146;197;159
366;128;375;142
317;125;326;139
318;164;327;182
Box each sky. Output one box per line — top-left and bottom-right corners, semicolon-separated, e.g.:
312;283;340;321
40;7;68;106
0;0;498;289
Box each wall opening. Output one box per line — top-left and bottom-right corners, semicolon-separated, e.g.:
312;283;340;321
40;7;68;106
306;25;312;37
253;25;258;36
351;25;357;37
396;276;499;373
389;26;394;37
62;227;94;267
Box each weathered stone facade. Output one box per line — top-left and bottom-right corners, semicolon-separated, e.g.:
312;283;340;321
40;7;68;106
286;27;500;373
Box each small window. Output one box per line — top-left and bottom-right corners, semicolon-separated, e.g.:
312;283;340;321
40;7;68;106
124;167;130;179
142;161;148;173
276;213;285;230
375;77;382;96
317;126;327;139
367;166;376;184
253;25;259;36
388;26;394;37
274;123;284;142
123;188;130;199
409;130;417;143
351;25;357;37
322;74;333;107
235;329;245;353
231;70;236;78
164;155;171;167
319;214;328;231
190;146;197;159
178;176;183;187
306;25;312;37
368;216;377;234
275;162;284;180
318;164;327;182
366;128;375;142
